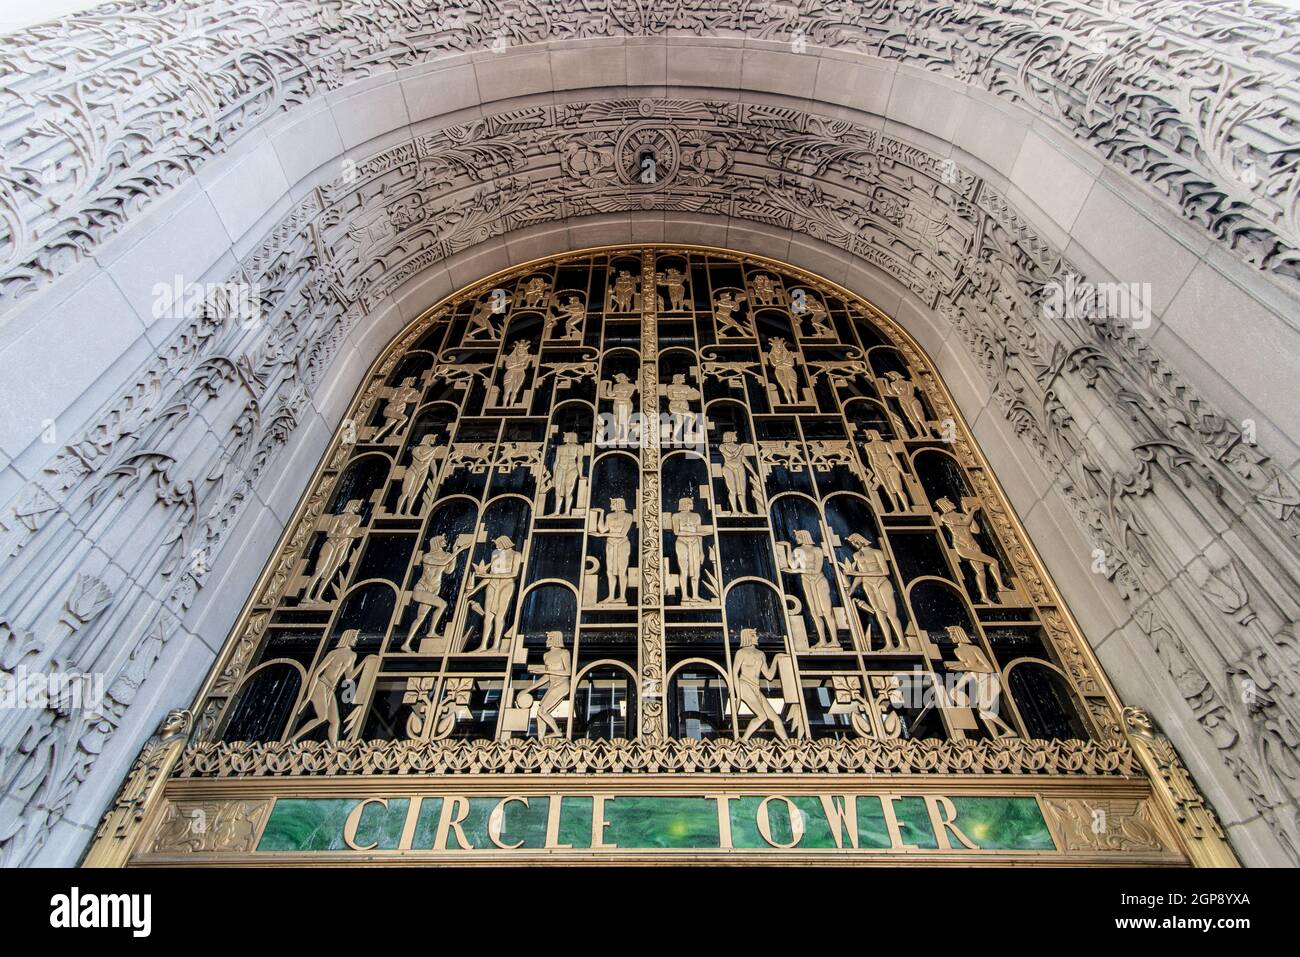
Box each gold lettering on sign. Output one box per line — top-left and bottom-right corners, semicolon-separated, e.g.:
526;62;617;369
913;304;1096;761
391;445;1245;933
756;795;805;848
925;794;979;850
398;796;423;851
713;794;737;849
436;795;472;850
488;795;529;850
591;794;617;850
819;794;860;849
343;797;388;851
545;795;572;849
880;794;919;851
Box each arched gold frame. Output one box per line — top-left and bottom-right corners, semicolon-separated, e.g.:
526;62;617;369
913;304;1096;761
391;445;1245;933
84;246;1237;867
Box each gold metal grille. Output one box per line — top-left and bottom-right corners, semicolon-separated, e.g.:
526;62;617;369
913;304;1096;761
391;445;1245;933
193;246;1115;751
83;247;1238;867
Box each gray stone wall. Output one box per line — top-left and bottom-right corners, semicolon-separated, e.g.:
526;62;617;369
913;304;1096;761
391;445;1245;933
0;5;1296;866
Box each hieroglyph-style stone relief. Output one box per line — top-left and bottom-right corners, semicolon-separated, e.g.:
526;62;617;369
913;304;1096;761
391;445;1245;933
0;96;1294;867
1;0;1298;318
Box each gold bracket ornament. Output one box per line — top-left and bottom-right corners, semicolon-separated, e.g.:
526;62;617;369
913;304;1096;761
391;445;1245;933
1122;706;1239;867
81;709;192;868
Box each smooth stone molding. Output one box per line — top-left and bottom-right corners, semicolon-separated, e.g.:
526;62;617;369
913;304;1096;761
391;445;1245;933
0;7;1297;868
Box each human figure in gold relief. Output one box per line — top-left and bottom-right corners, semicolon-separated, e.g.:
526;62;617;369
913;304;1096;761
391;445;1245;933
501;339;532;406
466;296;500;340
670;497;710;603
750;273;777;306
880;371;932;438
656;267;689;311
861;430;912;512
590;498;635;603
663;372;700;416
777;530;840;649
609;270;638;312
945;625;1016;738
373;377;421;442
304;500;363;602
522;276;549;309
717;431;758;513
599;372;638;444
734;628;789;741
466;535;525;652
713;291;749;337
547;294;584;340
550;432;584;515
841;533;906;649
402;534;471;651
767;337;800;405
289;629;375;743
515;631;571;738
936;498;1012;604
396;434;441;515
663;373;704;447
799;296;834;338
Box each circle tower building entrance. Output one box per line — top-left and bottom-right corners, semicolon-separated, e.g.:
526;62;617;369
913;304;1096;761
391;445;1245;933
86;247;1234;866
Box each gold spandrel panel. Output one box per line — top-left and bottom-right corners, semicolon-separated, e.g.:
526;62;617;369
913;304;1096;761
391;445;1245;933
189;246;1120;755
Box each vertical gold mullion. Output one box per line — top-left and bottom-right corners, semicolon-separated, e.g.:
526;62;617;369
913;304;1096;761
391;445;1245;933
638;248;665;741
842;299;882;692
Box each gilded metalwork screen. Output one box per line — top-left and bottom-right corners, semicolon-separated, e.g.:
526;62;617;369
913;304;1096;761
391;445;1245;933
87;247;1235;865
200;246;1107;750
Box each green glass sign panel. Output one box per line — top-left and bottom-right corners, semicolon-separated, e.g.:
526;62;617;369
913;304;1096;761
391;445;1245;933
256;793;1055;854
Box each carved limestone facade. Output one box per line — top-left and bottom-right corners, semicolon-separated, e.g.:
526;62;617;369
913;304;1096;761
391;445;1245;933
0;2;1295;866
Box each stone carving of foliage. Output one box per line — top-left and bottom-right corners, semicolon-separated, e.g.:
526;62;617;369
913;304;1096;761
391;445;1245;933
0;42;1296;866
1;0;1298;318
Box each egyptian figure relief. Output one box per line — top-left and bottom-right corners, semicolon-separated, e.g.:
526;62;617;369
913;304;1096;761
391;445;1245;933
200;248;1108;750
